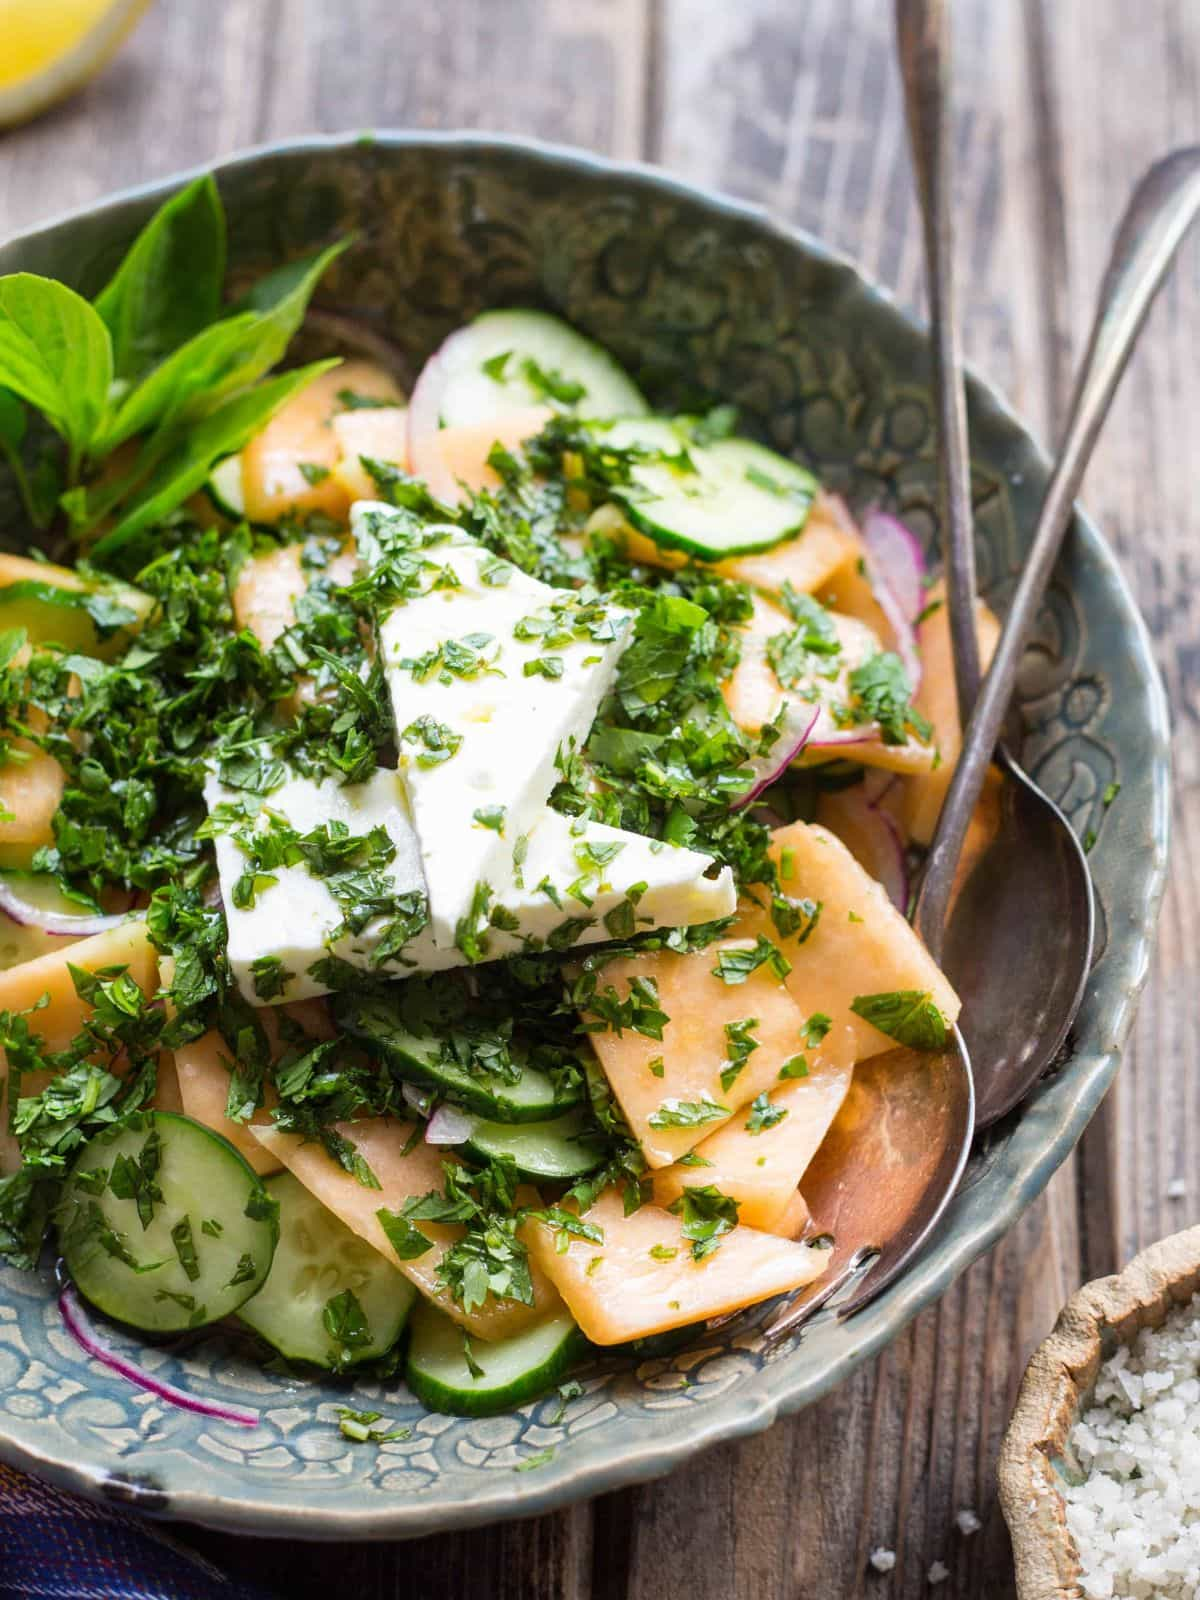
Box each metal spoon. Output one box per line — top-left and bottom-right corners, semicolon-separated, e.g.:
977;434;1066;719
761;83;1200;1343
756;0;984;1343
917;140;1200;1129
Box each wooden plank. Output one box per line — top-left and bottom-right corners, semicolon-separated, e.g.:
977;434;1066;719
1030;0;1200;1274
0;4;648;1598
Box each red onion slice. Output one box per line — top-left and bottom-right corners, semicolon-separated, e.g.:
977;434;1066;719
425;1104;479;1146
861;509;927;623
58;1285;259;1428
732;702;819;810
817;789;910;912
407;341;458;503
401;1081;435;1119
0;876;130;938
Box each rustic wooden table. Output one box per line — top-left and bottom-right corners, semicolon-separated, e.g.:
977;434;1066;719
3;1;1196;1594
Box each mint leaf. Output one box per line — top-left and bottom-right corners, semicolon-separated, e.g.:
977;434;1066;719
0;274;112;455
94;175;226;382
850;990;947;1050
647;1097;728;1131
745;1092;787;1133
376;1206;434;1260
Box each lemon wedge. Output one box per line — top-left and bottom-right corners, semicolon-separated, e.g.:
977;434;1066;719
0;0;153;128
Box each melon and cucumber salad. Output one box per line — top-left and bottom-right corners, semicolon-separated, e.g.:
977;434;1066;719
0;181;993;1423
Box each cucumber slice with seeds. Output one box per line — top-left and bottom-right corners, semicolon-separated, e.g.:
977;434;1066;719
432;309;648;429
463;1109;604;1181
601;417;818;561
58;1111;278;1334
335;992;582;1122
237;1171;416;1367
206;454;247;520
406;1298;584;1417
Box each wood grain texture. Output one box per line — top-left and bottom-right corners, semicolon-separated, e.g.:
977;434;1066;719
1;0;1194;1595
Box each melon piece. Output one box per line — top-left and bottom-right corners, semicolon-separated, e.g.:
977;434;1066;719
241;361;403;524
174;997;333;1177
738;820;960;1060
0;919;157;1171
651;1040;854;1229
0;739;64;869
583;504;687;571
724;593;935;777
770;1189;810;1240
232;540;359;650
718;494;860;596
526;1185;828;1344
580;942;848;1169
152;1053;184;1115
424;405;554;505
249;1116;561;1341
902;581;1002;844
0;552;151;660
330;406;409;503
816;553;893;649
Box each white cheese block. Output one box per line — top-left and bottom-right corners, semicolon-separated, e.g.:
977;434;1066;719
355;503;633;954
205;768;457;1005
207;768;735;1005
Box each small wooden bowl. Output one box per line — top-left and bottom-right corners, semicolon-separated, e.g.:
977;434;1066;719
999;1225;1200;1600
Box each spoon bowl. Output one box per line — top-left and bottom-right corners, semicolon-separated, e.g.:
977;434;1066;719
940;747;1094;1128
762;1032;974;1341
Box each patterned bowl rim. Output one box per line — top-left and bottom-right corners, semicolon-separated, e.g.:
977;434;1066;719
0;129;1171;1540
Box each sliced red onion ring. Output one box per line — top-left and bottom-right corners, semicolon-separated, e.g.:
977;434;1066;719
0;876;130;938
732;702;819;810
401;1081;435;1119
861;509;927;624
862;549;922;694
818;789;910;912
425;1104;479;1146
58;1284;259;1428
407;341;459;503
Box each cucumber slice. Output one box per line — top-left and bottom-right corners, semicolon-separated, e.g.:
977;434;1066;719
406;1298;584;1416
0;872;92;969
601;417;818;561
335;992;582;1123
206;454;246;519
237;1171;416;1367
463;1109;604;1181
435;310;648;428
58;1111;279;1334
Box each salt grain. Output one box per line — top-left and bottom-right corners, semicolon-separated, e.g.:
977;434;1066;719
868;1548;896;1573
1165;1179;1187;1200
928;1560;950;1584
1064;1289;1200;1599
955;1508;981;1536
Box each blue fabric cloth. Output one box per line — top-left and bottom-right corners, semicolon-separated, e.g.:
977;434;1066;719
0;1465;276;1600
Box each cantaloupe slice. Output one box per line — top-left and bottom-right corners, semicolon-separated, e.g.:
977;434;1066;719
770;1188;810;1240
241;361;403;524
651;1044;854;1230
152;1052;183;1115
0;918;158;1171
231;540;359;650
329;406;409;503
718;494;860;596
816;553;893;648
902;581;1002;845
426;404;554;505
526;1185;828;1344
174;997;332;1177
249;1116;561;1341
580;943;850;1169
737;821;960;1060
724;592;935;777
0;642;67;869
0;552;151;660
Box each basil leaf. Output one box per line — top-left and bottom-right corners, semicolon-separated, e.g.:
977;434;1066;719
850;990;947;1050
0;275;113;454
92;359;339;558
376;1206;434;1260
94;175;227;382
98;238;350;452
0;387;25;452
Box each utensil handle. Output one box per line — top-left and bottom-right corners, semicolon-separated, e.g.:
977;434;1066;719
896;0;981;726
918;146;1200;946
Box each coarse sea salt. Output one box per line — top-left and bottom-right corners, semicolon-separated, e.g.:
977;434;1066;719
1064;1289;1200;1599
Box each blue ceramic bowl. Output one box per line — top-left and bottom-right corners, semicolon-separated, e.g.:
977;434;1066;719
0;133;1169;1539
